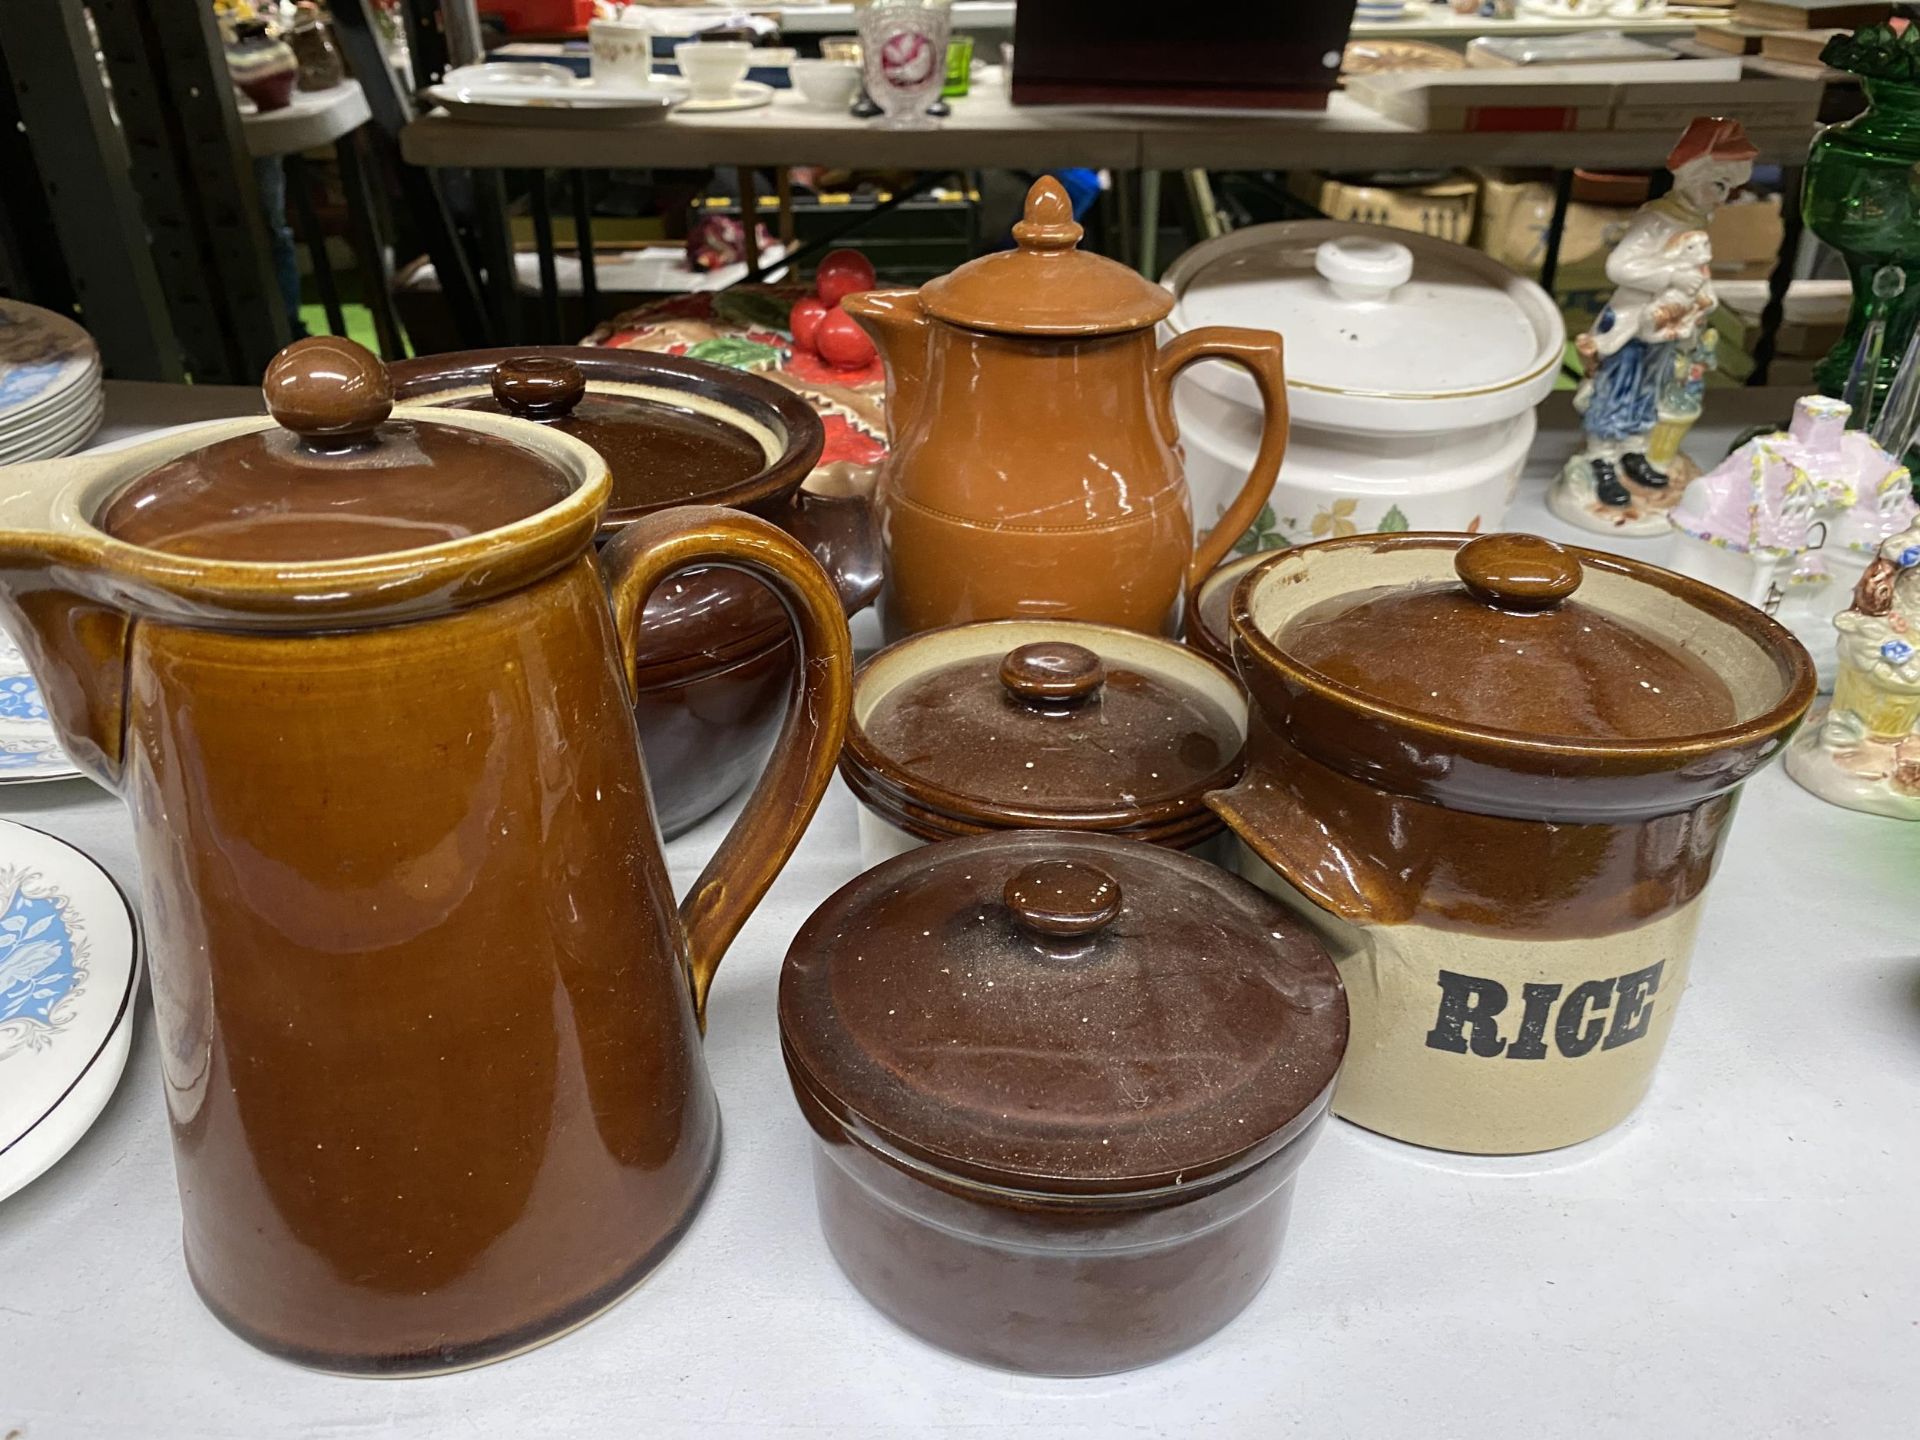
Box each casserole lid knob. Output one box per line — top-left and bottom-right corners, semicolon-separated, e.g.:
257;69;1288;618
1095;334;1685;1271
999;640;1106;707
1003;860;1121;938
492;354;587;420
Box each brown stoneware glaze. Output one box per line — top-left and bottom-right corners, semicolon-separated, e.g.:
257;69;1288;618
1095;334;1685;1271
392;345;878;836
1185;550;1271;668
0;336;854;1374
1209;530;1816;1154
778;830;1348;1375
844;176;1291;641
841;618;1249;859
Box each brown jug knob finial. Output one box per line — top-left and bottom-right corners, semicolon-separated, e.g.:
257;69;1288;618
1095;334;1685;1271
492;355;587;420
1455;533;1582;613
263;336;392;446
1000;641;1106;707
1004;861;1122;939
1012;175;1084;254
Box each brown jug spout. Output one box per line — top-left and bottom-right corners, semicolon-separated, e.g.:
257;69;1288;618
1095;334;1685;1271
840;288;929;444
0;459;133;790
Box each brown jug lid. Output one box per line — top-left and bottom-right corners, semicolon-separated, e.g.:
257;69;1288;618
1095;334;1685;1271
778;830;1348;1196
844;620;1247;840
918;177;1174;337
1275;533;1739;740
432;355;778;518
99;338;577;562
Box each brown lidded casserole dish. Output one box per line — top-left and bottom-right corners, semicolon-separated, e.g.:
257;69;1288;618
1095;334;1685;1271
1208;531;1816;1155
1184;550;1270;668
840;619;1248;865
390;346;879;837
778;830;1348;1376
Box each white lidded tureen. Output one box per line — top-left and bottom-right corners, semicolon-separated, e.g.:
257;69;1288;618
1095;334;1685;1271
1160;222;1564;550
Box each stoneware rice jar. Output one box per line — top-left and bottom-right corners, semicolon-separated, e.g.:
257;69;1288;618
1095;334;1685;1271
0;337;853;1373
1210;532;1814;1155
840;618;1247;863
391;346;878;837
779;830;1348;1375
844;176;1289;640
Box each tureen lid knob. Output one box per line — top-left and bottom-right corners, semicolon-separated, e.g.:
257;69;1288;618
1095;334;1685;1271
1000;641;1106;706
1004;861;1122;939
1314;236;1414;303
263;336;392;445
1455;533;1583;612
493;355;587;420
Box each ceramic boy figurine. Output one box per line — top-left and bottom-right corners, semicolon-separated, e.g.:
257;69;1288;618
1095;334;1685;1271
1552;116;1759;536
1668;394;1917;689
1785;520;1920;818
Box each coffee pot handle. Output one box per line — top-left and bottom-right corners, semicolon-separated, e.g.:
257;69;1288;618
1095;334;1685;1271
1151;327;1290;588
601;506;854;1031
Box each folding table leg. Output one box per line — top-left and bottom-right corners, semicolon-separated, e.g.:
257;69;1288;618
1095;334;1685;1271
335;129;406;360
286;152;347;336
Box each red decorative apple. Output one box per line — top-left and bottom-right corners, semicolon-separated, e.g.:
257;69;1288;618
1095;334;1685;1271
815;249;878;309
815;307;877;370
789;296;828;353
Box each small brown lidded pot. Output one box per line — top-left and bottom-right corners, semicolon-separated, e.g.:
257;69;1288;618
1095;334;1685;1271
840;619;1248;864
391;346;878;837
778;831;1348;1376
1210;532;1817;1156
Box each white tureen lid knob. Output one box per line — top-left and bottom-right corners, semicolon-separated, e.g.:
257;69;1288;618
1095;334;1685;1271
1314;236;1414;303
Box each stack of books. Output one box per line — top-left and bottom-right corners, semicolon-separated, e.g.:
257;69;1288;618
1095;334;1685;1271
1695;1;1890;62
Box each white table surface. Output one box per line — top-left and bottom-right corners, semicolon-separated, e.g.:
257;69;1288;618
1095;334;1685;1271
1;382;1916;1439
399;74;1819;173
242;79;370;160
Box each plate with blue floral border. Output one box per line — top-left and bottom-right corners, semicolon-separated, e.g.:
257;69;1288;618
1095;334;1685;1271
0;630;83;784
0;819;140;1202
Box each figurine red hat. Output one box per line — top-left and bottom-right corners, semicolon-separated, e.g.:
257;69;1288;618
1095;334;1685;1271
1666;116;1760;172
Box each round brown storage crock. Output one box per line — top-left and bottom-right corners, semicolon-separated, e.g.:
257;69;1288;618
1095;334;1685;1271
840;618;1249;864
1208;532;1816;1155
778;830;1348;1376
391;347;878;836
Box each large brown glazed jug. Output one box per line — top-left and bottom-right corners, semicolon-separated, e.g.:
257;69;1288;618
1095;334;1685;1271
844;176;1290;641
0;339;853;1373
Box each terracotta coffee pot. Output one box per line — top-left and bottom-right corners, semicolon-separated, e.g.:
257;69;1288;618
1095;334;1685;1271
844;176;1289;640
0;338;853;1373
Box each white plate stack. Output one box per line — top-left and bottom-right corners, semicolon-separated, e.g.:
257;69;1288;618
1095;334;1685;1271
0;300;104;467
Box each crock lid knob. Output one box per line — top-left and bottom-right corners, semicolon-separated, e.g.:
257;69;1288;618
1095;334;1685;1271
1000;641;1106;706
1011;175;1084;254
1456;533;1583;612
1004;861;1122;939
264;336;392;445
493;355;587;420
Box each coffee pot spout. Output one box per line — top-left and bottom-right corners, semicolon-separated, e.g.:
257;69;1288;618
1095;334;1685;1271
840;288;930;442
0;461;131;790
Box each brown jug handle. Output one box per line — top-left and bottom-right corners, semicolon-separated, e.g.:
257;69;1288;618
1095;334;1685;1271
1151;326;1289;589
601;506;853;1031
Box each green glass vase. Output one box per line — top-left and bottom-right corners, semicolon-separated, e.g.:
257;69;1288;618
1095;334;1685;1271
1804;23;1920;414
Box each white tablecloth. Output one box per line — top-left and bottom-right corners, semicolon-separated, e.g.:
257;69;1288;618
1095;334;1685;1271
1;383;1914;1439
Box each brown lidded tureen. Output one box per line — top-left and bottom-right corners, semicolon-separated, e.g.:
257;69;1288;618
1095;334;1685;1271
1209;531;1816;1155
839;619;1248;863
391;346;878;836
778;830;1348;1376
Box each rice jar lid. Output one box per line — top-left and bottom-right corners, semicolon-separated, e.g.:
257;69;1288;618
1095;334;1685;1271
778;831;1348;1196
840;619;1248;846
